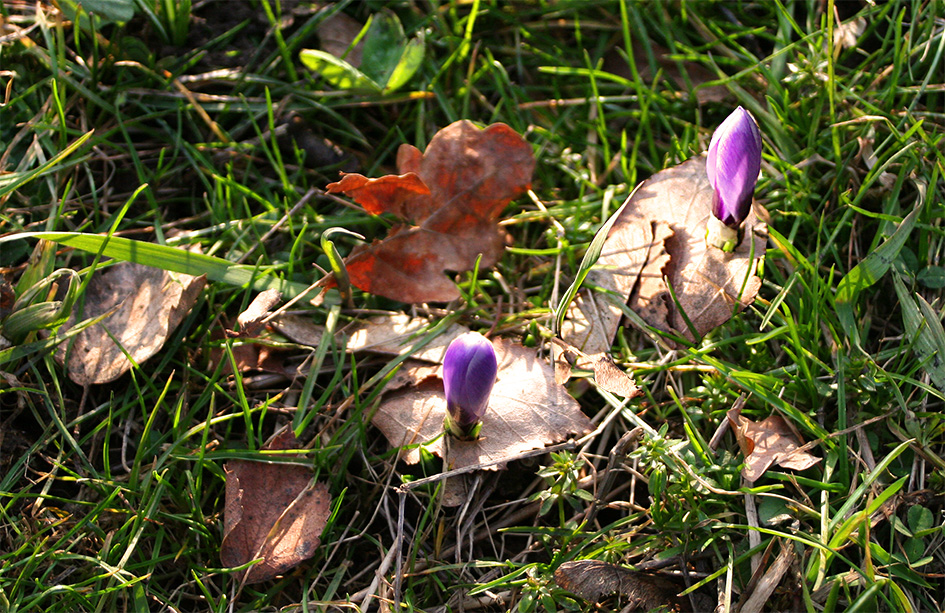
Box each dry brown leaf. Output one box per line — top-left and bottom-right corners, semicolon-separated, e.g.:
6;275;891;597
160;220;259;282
726;408;821;481
271;313;469;364
590;355;640;398
316;11;365;67
345;314;469;362
739;539;797;613
0;277;14;320
269;313;324;347
560;216;652;357
58;262;205;385
326;120;535;303
372;338;592;468
551;341;640;399
221;430;331;584
568;157;766;346
385;360;440;392
554;560;690;611
236;289;281;337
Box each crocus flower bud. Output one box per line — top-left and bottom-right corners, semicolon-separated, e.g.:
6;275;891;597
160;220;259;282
442;332;497;441
705;106;762;251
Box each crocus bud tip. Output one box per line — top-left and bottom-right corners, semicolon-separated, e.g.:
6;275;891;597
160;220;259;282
442;332;498;441
706;106;762;237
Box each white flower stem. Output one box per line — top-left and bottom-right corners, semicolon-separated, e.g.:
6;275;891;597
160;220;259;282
706;216;739;252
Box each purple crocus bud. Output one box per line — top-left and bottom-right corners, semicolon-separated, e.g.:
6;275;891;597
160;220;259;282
706;107;762;231
442;332;497;441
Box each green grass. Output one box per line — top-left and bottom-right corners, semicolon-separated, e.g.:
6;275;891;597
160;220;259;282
1;0;944;611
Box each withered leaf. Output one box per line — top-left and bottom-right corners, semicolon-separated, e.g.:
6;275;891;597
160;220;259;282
221;430;331;584
566;156;766;347
344;313;469;362
271;313;469;364
316;11;365;67
327;120;535;303
372;337;592;468
236;289;282;337
726;408;821;481
554;560;689;611
0;277;14;320
58;262;205;385
269;313;324;347
551;341;640;399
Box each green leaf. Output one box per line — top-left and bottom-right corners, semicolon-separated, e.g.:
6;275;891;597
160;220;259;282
907;504;933;534
299;49;381;92
384;32;425;92
916;265;945;289
78;0;135;22
0;130;94;198
0;233;311;298
361;10;408;85
553;184;637;335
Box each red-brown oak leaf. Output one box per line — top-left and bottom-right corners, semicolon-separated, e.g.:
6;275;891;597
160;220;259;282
326;120;535;303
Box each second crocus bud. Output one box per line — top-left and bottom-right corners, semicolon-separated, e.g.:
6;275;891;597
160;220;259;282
442;332;497;441
705;106;762;252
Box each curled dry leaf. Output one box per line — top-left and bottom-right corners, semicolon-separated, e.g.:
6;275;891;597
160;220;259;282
372;337;592;468
236;288;281;337
326;120;535;303
563;156;766;350
554;560;692;611
221;430;331;584
726;408;821;482
57;262;205;385
551;339;640;399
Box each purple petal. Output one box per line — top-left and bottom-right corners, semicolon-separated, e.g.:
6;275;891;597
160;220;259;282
706;107;762;227
442;332;498;428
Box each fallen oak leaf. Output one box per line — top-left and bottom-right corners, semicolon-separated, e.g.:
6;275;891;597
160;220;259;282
554;560;695;611
327;120;535;303
371;337;592;468
565;156;766;347
221;430;331;584
270;312;469;363
726;408;821;482
57;261;205;385
551;339;640;399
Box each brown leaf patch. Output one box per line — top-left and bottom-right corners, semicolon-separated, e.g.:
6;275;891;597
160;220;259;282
236;288;281;337
271;313;468;364
554;560;689;611
269;313;324;347
0;277;14;320
551;341;640;399
221;430;331;584
58;262;205;385
372;338;592;468
567;156;766;346
344;313;469;362
327;120;535;303
316;11;365;67
726;408;821;481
